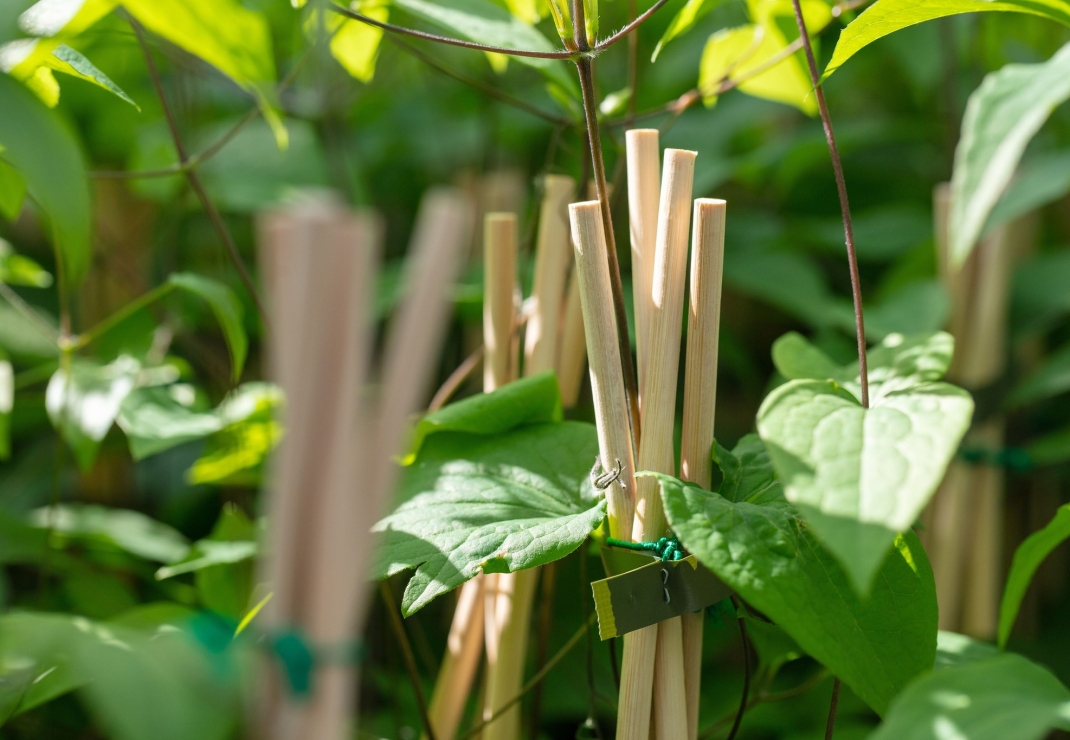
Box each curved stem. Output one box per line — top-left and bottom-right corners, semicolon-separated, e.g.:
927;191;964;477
594;0;670;51
380;581;438;740
329;4;578;59
789;0;868;407
824;679;842;740
726;600;752;740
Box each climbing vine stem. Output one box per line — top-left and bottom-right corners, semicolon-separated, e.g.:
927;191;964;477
789;0;868;409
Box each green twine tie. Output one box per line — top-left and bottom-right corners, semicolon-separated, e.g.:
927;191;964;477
605;536;684;562
958;445;1033;472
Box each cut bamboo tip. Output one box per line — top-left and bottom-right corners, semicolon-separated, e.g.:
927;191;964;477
525;175;576;377
626;129;661;406
568;201;636;542
484;212;518;392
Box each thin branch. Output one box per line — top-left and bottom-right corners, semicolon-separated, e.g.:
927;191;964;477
789;0;868;407
825;679;842;740
130;17;271;332
726;600;752;740
329;4;579;59
699;669;830;739
379;581;438;740
388;36;573;126
70;283;174;350
595;0;671;51
572;0;642;443
457;613;595;740
90;51;311;180
0;283;60;343
428;345;484;412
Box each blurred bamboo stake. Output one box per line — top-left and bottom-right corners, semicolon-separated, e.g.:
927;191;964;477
569;201;648;740
557;270;587;408
480;212;529;740
627;129;661;416
679;199;726;740
257;199;379;740
637;149;696;740
526;175;577;374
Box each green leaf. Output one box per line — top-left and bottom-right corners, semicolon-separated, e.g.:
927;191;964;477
772;331;847;384
756;376;972;593
987;149;1070;234
949;41;1070;266
404;371;563;463
46;355;142;470
170;506;258;618
168;273;247;381
28;504;191;563
18;0;119;38
0;38;138;108
999;504;1070;648
870;650;1070;740
653;0;725;61
0;73;91;287
375;420;604;615
1025;425;1070;466
934;630;998;670
0;158;27;221
741;615;805;677
865;280;950;340
391;0;575;92
0;237;52;287
656;436;939;715
1007;344;1070;408
824;0;1070;80
51;44;138;107
328;0;388;82
1012;251;1070;334
187;389;282;486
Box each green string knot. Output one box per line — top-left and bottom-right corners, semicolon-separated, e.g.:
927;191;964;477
605;535;684;562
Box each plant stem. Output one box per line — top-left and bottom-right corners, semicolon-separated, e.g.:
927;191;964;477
380;580;438;740
71;283;174;350
726;600;751;740
789;0;868;407
572;0;641;442
0;283;60;343
130;17;271;331
824;679;842;740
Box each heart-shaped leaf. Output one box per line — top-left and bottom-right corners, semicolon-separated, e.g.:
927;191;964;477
656;436;938;715
757;376;972;592
374;420;604;615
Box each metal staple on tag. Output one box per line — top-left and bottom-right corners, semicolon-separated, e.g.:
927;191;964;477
661;568;670;603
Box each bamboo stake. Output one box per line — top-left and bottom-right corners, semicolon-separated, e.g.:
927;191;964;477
627;130;661;411
679;199;726;740
425;579;485;740
256;200;380;740
480;212;530;740
525;175;577;375
569;202;650;740
636;149;696;740
557;269;587;409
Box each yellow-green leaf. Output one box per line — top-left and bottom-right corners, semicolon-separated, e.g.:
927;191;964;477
329;1;388;82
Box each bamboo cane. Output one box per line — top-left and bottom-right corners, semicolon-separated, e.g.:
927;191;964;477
679;199;726;740
635;149;696;740
626;130;661;411
525;175;577;375
256;200;380;740
569;202;648;740
557;269;587;409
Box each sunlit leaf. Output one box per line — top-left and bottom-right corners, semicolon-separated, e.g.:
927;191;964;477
328;0;388;82
871;647;1070;739
949;41;1070;266
18;0;118;38
0;73;91;287
653;0;726;61
825;0;1070;79
46;355;141;470
187;387;283;486
0;38;138;107
0;237;52;288
999;504;1070;648
657;435;938;715
28;504;191;563
376;421;603;615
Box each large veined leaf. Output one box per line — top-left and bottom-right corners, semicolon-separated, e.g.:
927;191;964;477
948;41;1070;266
405;371;562;462
0;73;91;287
46;355;142;470
824;0;1070;79
374;420;604;615
999;504;1070;649
656;435;938;715
391;0;574;91
870;648;1070;739
759;332;971;592
28;504;191;564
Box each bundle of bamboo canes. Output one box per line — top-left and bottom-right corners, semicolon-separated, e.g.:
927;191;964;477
256;188;472;740
570;129;726;740
923;184;1035;638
